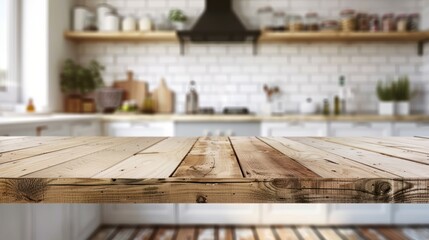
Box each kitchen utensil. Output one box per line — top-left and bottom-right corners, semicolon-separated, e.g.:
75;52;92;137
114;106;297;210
122;16;137;32
153;78;175;114
96;3;114;31
73;6;90;31
186;80;199;114
95;88;123;113
138;15;153;31
103;13;120;32
113;71;148;109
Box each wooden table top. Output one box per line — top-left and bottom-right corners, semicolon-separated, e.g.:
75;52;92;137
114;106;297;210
0;136;428;204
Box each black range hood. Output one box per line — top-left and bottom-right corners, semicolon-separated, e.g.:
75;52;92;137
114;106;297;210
177;0;261;53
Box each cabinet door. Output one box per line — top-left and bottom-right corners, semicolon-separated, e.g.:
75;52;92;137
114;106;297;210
102;204;176;224
70;121;101;136
178;204;260;225
105;121;174;137
0;126;37;136
39;124;70;136
328;204;391;225
393;123;429;136
261;204;327;225
329;122;392;137
261;122;328;137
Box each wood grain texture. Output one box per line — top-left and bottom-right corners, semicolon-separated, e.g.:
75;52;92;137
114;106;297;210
153;228;176;240
175;227;195;240
0;137;69;154
133;228;154;240
173;137;242;178
230;137;319;178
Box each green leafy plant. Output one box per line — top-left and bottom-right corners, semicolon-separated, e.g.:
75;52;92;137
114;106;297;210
168;9;187;22
394;76;410;101
376;80;395;101
60;59;104;95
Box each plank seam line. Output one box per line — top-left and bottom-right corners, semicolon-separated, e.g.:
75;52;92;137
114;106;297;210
227;137;246;178
169;137;199;177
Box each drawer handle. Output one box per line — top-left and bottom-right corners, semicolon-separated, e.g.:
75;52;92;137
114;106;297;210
36;126;48;136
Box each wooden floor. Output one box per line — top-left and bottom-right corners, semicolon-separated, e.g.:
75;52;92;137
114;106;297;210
1;136;429;203
89;225;429;240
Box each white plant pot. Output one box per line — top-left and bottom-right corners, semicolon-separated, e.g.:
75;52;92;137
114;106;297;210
378;101;395;116
172;21;186;30
396;101;410;116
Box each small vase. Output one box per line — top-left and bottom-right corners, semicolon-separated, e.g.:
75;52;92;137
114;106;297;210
172;21;186;30
65;94;82;113
378;101;395;116
396;101;410;116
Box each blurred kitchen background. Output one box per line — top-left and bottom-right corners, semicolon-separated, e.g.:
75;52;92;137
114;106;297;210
2;0;429;239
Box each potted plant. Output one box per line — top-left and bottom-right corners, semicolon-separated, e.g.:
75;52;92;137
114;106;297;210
168;9;187;30
394;76;411;116
376;80;395;115
60;59;104;113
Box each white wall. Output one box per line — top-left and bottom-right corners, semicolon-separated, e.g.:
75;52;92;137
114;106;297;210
74;0;427;114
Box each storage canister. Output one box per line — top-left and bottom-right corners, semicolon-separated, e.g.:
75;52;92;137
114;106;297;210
122;16;137;32
340;9;356;32
96;3;114;31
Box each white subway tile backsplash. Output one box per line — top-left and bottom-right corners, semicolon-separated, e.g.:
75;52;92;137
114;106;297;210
76;0;427;114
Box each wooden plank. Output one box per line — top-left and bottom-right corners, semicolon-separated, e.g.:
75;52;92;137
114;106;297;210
295;227;320;240
336;228;363;240
358;228;387;240
353;137;429;155
133;228;155;240
372;137;429;148
322;137;429;165
0;137;68;154
274;227;299;240
95;137;198;178
89;227;118;240
0;136;105;164
256;227;277;240
316;228;342;240
64;31;178;42
292;137;429;178
218;227;234;240
235;228;255;240
0;178;408;203
402;227;429;240
260;137;397;178
175;227;195;240
153;227;176;240
25;137;165;178
377;227;408;240
0;137;132;178
230;137;319;178
173;137;242;178
112;228;137;240
197;227;215;240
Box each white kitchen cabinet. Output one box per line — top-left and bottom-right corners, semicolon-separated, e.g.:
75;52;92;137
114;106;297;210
105;121;174;137
0;125;37;136
328;204;391;225
329;122;392;137
178;204;260;225
175;122;260;137
38;123;70;136
393;122;429;136
261;122;328;137
102;204;176;224
70;120;101;136
261;204;327;225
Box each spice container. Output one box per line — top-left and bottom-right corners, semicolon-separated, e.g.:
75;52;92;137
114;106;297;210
305;12;320;31
340;9;356;32
369;14;380;32
356;13;370;31
409;13;420;31
289;15;304;32
122;16;137;32
323;99;330;116
257;6;274;31
396;14;408;32
320;20;340;32
273;11;286;31
139;15;153;31
382;13;395;32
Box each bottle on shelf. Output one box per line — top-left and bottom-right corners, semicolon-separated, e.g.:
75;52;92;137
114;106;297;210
338;76;347;114
26;98;35;113
186;80;199;114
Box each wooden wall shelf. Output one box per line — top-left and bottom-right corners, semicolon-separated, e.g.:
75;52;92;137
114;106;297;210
64;31;429;55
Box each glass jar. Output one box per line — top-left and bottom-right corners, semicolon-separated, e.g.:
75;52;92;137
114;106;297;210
356;13;369;31
289;15;304;32
305;12;320;31
382;13;395;32
369;14;380;32
320;20;340;32
409;13;420;31
396;14;408;32
273;11;286;31
257;6;274;31
340;9;356;31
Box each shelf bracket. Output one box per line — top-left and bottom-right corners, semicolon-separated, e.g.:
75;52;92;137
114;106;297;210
418;41;425;56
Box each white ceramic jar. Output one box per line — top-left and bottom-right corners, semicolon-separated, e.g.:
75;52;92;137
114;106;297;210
139;16;153;31
96;3;114;31
73;6;90;31
122;16;137;32
103;14;120;32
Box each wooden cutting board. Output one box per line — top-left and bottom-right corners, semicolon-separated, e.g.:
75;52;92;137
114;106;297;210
113;71;148;108
153;78;174;113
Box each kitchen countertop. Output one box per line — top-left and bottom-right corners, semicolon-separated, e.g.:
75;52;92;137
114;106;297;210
0;136;428;204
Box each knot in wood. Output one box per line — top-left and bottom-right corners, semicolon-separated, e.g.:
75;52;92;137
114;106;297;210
196;195;207;203
373;181;392;196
